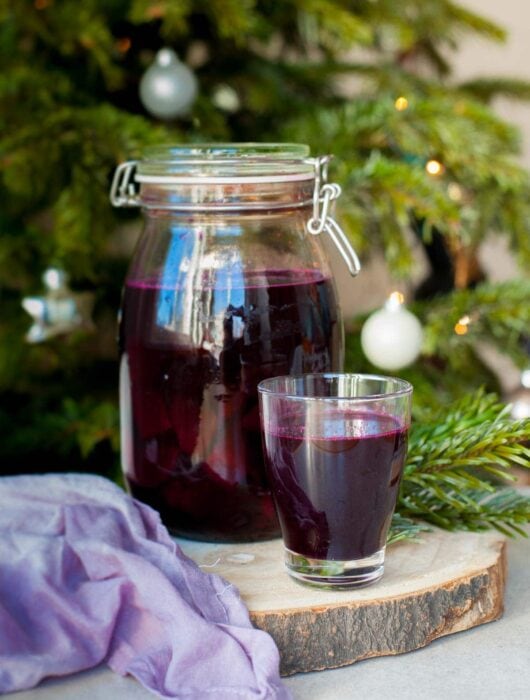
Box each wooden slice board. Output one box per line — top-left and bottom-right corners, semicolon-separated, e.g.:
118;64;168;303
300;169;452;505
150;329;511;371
177;530;506;676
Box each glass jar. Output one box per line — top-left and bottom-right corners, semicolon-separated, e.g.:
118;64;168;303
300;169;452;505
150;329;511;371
110;143;360;542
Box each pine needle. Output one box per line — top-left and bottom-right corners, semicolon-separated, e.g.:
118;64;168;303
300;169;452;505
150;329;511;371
389;388;530;543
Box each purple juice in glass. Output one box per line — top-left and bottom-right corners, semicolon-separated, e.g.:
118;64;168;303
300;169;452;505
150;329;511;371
119;268;340;542
258;374;412;588
262;410;408;561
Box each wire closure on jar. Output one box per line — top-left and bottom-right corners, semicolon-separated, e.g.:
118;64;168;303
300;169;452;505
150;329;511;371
307;156;361;277
109;152;361;277
110;161;139;207
109;159;315;209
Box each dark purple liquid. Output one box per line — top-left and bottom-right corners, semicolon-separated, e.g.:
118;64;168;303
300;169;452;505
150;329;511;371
119;269;340;542
262;411;408;560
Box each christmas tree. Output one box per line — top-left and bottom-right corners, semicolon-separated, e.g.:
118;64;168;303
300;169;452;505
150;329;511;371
1;0;529;533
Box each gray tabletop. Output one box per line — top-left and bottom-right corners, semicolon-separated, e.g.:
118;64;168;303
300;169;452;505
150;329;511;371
5;533;530;700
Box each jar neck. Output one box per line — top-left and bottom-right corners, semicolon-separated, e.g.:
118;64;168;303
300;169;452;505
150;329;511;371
137;177;315;211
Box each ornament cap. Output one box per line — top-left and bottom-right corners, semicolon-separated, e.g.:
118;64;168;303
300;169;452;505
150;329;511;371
384;291;405;311
156;48;179;67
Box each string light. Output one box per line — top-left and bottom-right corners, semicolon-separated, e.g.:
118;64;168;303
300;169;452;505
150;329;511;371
146;4;165;19
454;315;471;335
115;37;132;54
426;159;444;176
394;96;409;111
447;182;463;201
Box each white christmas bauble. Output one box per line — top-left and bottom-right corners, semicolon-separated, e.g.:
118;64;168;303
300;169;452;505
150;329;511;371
139;48;198;119
361;294;423;371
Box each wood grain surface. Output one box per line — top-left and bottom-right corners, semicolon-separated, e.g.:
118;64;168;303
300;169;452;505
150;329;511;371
178;530;506;675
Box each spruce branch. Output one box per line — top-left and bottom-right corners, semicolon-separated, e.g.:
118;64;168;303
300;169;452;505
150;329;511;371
388;513;431;545
421;280;530;367
282;88;530;276
392;389;530;541
398;488;530;538
459;77;530;103
440;1;506;42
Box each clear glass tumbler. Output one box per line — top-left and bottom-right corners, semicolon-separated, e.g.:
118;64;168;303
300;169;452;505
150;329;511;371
258;373;413;588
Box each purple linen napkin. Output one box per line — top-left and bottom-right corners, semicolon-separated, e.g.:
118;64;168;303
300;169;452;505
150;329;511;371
0;474;290;699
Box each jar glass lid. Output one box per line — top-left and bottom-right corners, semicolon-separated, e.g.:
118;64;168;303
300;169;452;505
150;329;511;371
135;143;314;182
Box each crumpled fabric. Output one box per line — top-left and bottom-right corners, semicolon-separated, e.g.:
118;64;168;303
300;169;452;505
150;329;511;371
0;474;290;699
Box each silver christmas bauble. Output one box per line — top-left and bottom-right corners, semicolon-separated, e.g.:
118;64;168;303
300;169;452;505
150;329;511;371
139;48;198;119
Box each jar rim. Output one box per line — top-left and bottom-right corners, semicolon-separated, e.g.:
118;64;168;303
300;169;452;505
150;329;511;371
136;142;315;181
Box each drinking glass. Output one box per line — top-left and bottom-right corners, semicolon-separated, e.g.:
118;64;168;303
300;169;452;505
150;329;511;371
258;373;413;589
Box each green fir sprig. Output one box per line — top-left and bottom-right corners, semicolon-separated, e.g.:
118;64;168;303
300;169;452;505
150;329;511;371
421;280;530;366
389;389;530;542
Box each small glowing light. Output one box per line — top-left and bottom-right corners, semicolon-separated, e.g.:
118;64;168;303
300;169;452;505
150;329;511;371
147;4;165;19
394;96;409;111
521;369;530;389
80;36;96;49
447;182;463;202
385;290;405;311
426;159;444;176
34;0;51;8
212;84;240;113
115;37;132;54
454;314;471;335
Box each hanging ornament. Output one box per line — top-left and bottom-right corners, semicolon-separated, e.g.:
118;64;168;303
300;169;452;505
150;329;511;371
361;292;423;371
212;83;240;113
22;268;95;343
139;48;198;119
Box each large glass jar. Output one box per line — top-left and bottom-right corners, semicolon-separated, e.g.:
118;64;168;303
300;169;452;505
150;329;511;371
111;144;360;542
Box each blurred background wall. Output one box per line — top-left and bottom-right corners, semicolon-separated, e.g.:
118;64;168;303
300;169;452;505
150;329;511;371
457;0;530;169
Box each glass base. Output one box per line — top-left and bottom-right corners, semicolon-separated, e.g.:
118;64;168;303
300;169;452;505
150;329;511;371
285;547;385;589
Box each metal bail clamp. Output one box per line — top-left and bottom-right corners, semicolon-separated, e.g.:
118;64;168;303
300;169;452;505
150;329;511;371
307;156;361;277
109;160;140;207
